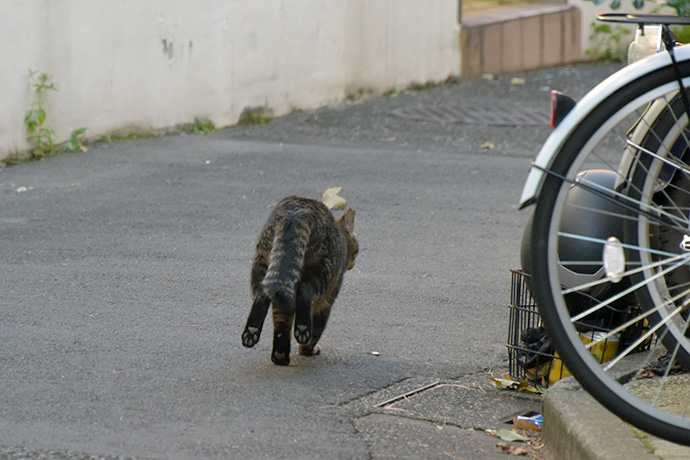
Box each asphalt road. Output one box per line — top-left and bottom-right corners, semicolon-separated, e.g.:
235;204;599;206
0;63;622;459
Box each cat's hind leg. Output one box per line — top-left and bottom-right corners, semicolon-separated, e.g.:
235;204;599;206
271;293;295;365
242;259;271;348
298;298;331;356
242;291;271;348
294;282;313;345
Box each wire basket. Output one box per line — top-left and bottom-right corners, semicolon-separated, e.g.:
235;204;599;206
507;269;562;387
507;269;652;388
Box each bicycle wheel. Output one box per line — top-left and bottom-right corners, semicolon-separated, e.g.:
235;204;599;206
530;56;690;444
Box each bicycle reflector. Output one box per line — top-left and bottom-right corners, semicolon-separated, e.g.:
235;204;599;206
603;236;625;283
550;90;576;129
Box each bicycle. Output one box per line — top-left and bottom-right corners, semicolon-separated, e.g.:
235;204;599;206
520;13;690;445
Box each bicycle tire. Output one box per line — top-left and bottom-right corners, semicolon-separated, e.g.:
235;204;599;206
530;55;690;444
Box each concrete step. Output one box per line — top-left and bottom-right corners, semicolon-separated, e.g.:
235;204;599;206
460;3;581;79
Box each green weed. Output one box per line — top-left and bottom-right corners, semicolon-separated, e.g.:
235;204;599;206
238;107;273;125
63;127;88;152
24;70;58;158
585;22;632;62
24;70;87;159
192;117;216;135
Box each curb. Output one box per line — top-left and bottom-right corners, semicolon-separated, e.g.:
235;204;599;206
542;377;658;460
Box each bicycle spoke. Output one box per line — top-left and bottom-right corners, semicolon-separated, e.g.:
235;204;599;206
625;139;690;222
558;231;686;259
605;298;689;370
561;252;685;295
567;255;690;323
538;164;690;234
589;283;690;354
579;173;690;230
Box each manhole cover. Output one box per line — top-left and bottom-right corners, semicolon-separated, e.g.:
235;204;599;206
391;104;550;126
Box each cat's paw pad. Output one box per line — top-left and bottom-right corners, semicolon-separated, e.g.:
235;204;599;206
271;351;290;366
294;324;312;345
242;326;261;348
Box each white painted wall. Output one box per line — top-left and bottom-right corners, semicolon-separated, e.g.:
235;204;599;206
1;0;461;159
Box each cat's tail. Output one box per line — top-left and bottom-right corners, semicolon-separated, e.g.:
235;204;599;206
262;211;310;308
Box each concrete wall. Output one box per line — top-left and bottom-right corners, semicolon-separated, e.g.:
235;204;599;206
1;0;461;159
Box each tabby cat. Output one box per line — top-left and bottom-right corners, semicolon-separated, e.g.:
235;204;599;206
241;196;358;365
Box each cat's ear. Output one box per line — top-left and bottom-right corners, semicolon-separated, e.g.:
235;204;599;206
340;208;355;233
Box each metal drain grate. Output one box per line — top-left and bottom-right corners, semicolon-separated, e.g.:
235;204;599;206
391;104;550;126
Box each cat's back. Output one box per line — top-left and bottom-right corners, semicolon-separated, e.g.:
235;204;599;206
262;196;345;257
267;196;336;229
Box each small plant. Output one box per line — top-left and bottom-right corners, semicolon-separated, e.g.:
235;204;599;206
249;113;272;124
238;107;273;125
585;22;632;62
192;117;216;135
63;127;88;153
24;70;88;158
24;70;58;158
